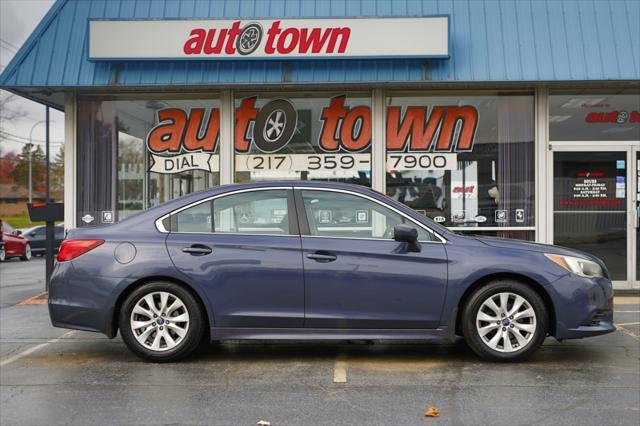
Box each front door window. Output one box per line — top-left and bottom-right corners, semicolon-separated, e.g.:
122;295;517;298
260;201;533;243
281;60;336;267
300;190;434;241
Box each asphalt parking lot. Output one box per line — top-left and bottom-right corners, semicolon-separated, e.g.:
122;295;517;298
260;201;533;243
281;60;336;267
1;258;639;425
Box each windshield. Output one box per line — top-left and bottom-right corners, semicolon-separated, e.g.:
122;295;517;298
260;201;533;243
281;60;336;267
1;221;15;234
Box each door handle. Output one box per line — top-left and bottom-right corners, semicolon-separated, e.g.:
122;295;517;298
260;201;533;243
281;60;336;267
307;251;337;262
182;245;212;256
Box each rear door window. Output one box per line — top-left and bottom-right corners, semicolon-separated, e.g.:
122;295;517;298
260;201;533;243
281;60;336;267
213;190;291;235
174;201;213;233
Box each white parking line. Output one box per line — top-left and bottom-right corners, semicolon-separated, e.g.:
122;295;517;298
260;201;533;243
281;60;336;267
616;322;640;326
0;330;76;367
616;325;640;340
333;354;348;383
614;311;640;313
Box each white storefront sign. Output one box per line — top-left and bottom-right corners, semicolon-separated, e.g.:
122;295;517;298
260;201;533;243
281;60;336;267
89;17;449;60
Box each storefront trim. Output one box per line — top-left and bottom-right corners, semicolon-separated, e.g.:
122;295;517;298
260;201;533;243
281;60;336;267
371;89;386;194
63;93;76;229
219;91;234;185
535;88;550;244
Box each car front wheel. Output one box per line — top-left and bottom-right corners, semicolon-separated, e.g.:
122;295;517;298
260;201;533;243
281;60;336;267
0;246;5;262
119;282;205;362
462;280;548;362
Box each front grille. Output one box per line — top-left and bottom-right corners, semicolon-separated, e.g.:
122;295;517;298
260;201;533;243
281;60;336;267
582;309;611;326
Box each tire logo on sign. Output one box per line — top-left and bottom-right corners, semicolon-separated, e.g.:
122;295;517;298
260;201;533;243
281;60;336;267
253;99;298;153
236;23;262;55
264;109;286;143
616;111;628;124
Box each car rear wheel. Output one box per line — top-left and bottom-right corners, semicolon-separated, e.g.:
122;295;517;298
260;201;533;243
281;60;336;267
462;280;548;362
20;244;31;261
119;282;205;362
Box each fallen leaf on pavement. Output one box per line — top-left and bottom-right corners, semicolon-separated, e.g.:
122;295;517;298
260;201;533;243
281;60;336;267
424;406;440;417
257;421;271;426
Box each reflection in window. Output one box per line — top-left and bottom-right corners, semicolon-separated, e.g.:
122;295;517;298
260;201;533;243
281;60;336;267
385;93;535;236
175;201;213;233
213;190;290;235
77;98;221;226
301;190;432;241
549;92;640;141
234;93;371;187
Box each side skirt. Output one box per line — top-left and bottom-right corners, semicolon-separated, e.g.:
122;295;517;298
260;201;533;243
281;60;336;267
210;327;451;341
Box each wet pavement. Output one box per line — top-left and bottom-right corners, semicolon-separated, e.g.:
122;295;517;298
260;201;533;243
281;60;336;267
1;258;639;425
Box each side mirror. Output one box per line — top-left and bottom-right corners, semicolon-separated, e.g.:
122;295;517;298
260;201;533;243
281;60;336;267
14;230;22;236
393;224;421;252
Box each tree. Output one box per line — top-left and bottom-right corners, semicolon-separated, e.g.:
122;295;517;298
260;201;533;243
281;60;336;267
0;148;19;184
9;143;46;194
50;145;65;200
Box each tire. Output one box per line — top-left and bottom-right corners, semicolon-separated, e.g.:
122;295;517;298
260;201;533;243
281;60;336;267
0;246;5;262
461;280;548;362
20;244;31;261
119;282;205;362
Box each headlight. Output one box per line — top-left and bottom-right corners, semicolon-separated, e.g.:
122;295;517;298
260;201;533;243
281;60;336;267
544;254;604;278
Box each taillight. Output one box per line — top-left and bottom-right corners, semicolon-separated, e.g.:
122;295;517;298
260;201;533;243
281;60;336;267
56;239;104;262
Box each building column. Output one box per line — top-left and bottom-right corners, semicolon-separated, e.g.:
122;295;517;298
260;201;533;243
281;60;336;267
371;88;386;194
219;91;234;185
535;88;550;244
63;93;77;230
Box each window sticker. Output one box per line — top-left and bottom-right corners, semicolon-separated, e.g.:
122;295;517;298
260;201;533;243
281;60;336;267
356;210;369;223
495;210;508;223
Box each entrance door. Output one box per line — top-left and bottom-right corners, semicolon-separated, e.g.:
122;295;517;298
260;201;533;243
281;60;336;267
635;148;640;288
552;146;638;289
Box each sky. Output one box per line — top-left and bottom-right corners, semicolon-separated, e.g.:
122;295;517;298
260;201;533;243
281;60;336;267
0;0;64;159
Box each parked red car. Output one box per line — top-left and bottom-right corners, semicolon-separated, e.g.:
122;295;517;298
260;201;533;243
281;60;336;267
0;219;32;261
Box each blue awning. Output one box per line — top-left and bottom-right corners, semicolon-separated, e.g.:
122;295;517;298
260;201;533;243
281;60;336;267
1;0;638;103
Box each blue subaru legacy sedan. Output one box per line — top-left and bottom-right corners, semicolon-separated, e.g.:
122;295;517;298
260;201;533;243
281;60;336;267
49;182;614;362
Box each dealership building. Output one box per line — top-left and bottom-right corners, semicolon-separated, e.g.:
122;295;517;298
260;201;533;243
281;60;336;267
0;0;638;289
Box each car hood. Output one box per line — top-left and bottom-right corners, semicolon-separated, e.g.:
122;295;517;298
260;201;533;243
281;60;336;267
474;236;592;258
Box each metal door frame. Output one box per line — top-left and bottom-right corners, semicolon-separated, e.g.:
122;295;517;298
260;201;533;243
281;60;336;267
547;142;639;290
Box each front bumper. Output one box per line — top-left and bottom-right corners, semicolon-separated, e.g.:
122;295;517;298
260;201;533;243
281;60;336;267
547;273;615;340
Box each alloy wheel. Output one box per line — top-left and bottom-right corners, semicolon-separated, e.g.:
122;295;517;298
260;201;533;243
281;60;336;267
24;244;31;260
475;292;537;353
0;247;5;261
130;291;190;352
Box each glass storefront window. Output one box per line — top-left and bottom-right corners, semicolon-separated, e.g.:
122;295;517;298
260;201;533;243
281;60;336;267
549;91;640;141
77;97;220;225
385;92;535;231
553;152;628;280
234;92;371;186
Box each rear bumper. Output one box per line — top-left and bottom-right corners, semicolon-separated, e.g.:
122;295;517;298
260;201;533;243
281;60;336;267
48;261;134;338
49;302;113;335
